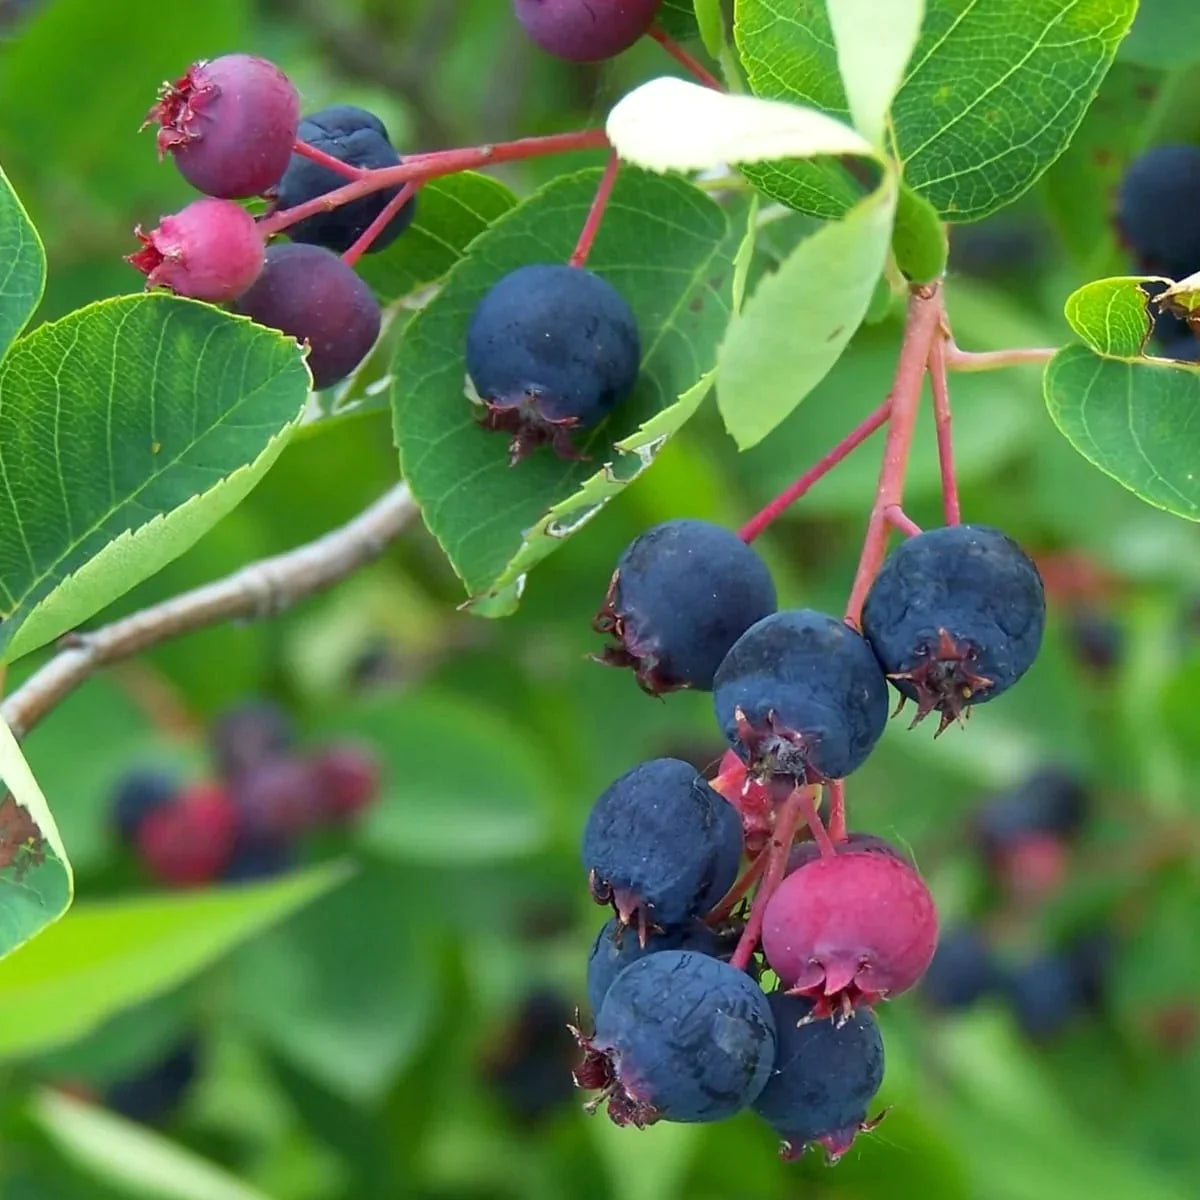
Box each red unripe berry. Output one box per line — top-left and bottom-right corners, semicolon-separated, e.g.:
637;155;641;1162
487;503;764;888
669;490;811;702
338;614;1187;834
313;742;381;823
136;782;238;887
145;54;299;198
127;198;264;302
513;0;662;62
762;844;938;1018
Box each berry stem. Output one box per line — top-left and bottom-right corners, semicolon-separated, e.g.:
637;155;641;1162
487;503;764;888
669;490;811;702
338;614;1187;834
844;285;944;627
259;128;611;238
291;139;365;181
705;852;767;925
341;182;420;266
569;153;621;269
729;784;814;971
943;342;1056;371
647;25;724;91
801;790;837;857
928;335;962;525
827;780;847;843
737;400;892;542
883;505;923;537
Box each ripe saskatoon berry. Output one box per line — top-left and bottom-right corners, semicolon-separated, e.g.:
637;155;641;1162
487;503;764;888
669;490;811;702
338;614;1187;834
465;264;641;463
483;989;578;1124
920;925;998;1011
127;198;264;303
1004;951;1087;1041
587;915;726;1016
209;700;294;781
312;741;382;823
973;767;1088;857
145;54;299;199
512;0;662;62
712;610;889;784
1115;145;1200;279
275;105;417;254
222;837;293;882
581;758;743;936
137;782;238;887
752;991;885;1163
111;768;176;847
575;950;776;1126
104;1037;200;1125
1065;608;1124;674
861;525;1045;734
761;839;938;1018
593;519;777;695
236;243;382;389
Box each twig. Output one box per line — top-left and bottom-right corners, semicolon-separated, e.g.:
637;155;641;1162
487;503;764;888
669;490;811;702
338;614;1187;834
1;484;419;741
884;505;923;537
647;25;723;90
943;342;1056;371
569;153;620;269
827;780;847;842
292;140;365;180
928;335;961;525
342;182;420;266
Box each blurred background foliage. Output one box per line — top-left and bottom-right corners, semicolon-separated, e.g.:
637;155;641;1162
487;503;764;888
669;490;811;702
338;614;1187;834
0;1;1198;1198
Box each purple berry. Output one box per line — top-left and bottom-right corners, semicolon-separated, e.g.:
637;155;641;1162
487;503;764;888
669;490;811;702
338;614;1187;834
594;519;777;695
127;198;264;302
236;243;382;389
210;701;294;781
513;0;662;62
145;54;299;198
231;757;322;840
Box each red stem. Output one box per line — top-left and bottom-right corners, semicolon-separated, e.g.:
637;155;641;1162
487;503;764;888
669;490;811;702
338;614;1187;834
260;128;610;238
647;25;724;90
827;780;847;842
569;153;620;269
341;182;419;266
705;853;767;925
801;790;837;857
884;505;923;537
738;400;891;542
843;286;943;627
928;336;961;525
292;139;365;181
943;343;1056;372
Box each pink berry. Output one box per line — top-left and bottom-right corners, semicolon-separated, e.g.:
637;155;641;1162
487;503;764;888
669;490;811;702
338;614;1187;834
313;742;382;823
137;782;238;887
127;198;264;302
762;843;938;1018
145;54;299;198
512;0;662;62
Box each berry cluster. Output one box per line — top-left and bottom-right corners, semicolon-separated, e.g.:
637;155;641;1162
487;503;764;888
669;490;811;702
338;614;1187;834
113;701;380;888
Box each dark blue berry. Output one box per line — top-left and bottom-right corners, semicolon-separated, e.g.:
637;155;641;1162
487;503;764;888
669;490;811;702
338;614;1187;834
751;991;884;1162
222;836;294;882
104;1037;200;1125
112;768;176;846
587;915;726;1016
712;610;889;783
973;767;1088;856
594;519;777;695
575;950;776;1126
275;105;417;254
1065;608;1124;674
209;700;294;781
861;525;1045;733
1116;145;1200;279
582;759;743;933
1005;952;1085;1041
465;264;641;464
483;989;578;1124
920;925;998;1011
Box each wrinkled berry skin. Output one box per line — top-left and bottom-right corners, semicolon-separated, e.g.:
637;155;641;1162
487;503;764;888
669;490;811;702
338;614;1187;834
594;519;777;695
210;701;294;781
713;610;889;784
921;925;998;1011
752;992;885;1163
127;198;264;302
762;842;938;1016
587;915;726;1016
112;769;176;847
137;783;238;887
1115;145;1200;279
576;950;776;1126
582;758;743;933
513;0;662;62
466;264;641;463
146;55;299;198
276;106;417;254
862;525;1045;733
236;243;382;389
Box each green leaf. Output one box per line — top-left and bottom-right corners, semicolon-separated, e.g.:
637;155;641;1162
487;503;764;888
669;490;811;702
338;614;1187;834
392;167;742;608
1119;0;1200;68
694;0;726;57
1044;343;1200;521
0;715;72;960
0;863;349;1059
0;164;45;362
717;171;897;448
893;183;948;282
1063;276;1160;355
657;0;702;40
355;172;518;305
0;294;309;663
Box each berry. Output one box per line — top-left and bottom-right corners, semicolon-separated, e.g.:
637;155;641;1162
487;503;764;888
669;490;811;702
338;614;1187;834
752;992;885;1163
275;106;418;254
513;0;662;62
973;767;1088;856
222;837;294;882
1065;608;1124;674
111;768;176;847
1115;145;1200;279
1004;952;1085;1041
581;759;743;935
312;741;382;823
145;54;299;198
482;989;578;1124
920;925;997;1011
231;756;322;840
712;610;889;784
593;519;777;695
575;950;776;1126
861;525;1045;733
465;264;641;463
209;700;294;781
236;243;382;389
137;782;238;887
587;915;727;1016
761;840;938;1018
127;198;264;302
104;1037;200;1125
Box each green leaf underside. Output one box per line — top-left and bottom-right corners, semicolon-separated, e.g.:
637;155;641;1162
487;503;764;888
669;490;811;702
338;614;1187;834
1044;344;1200;521
735;0;1134;222
392;168;741;610
1063;276;1162;357
356;172;518;305
0;164;46;363
0;863;349;1059
0;715;72;961
0;294;309;663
